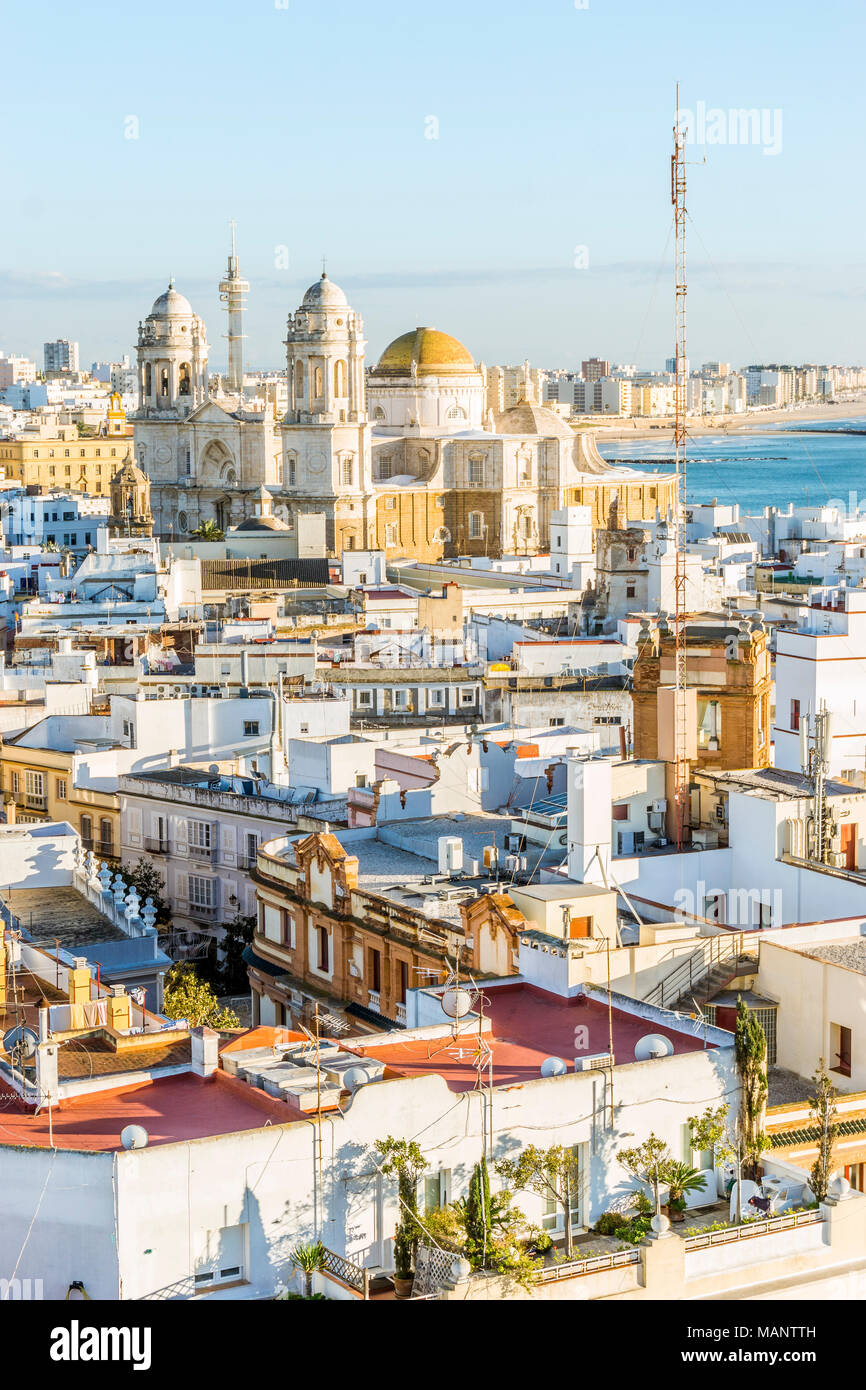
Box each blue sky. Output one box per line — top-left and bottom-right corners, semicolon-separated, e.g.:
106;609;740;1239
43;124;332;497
2;0;864;371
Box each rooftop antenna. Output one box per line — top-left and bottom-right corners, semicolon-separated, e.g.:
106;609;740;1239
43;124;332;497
671;84;690;852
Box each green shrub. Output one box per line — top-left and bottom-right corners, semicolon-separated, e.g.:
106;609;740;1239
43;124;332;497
594;1211;628;1236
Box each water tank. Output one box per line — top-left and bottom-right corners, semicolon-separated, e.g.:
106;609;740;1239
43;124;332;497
438;836;463;875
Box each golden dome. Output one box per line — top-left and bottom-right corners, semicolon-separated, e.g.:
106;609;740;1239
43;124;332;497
374;327;477;376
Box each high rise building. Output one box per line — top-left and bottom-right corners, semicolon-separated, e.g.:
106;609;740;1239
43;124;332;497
43;338;80;374
581;357;610;383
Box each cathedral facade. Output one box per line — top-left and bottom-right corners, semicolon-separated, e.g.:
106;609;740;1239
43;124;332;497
131;256;676;556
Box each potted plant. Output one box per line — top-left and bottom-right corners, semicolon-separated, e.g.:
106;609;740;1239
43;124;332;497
290;1240;326;1298
662;1161;709;1222
392;1223;415;1299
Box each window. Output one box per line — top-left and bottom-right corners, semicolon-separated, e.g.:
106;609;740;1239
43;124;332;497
430;689;445;706
468;511;484;540
314;366;324;398
385;524;397;546
384;496;396;510
697;699;721;750
244;722;260;737
830;1023;852;1077
100;818;113;853
282;911;296;948
368;947;382;993
790;698;800;732
356;773;368;788
316;925;330;972
468;458;483;486
549;717;564;727
357;690;373;707
334;360;347;396
460;689;475;705
189;820;212;853
55;777;67;800
194;1224;246;1288
341;457;354;487
80;814;92;847
626;583;636;599
295;361;305;398
379;456;392;479
189;876;214;909
11;771;19;797
287;458;296;487
542;1145;581;1232
25;769;45;807
612;803;629;821
396;959;409;1004
423;1169;451;1214
393;689;409;708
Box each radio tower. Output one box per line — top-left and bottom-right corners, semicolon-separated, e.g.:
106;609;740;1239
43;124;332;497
671;87;689;849
219;221;249;396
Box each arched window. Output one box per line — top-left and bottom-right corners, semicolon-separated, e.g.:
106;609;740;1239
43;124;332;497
447;404;466;420
178;362;191;396
314;366;324;399
285;454;297;488
468;511;484;540
374;406;386;421
160;368;169;398
334;360;347;397
295;361;305;399
145;363;152;397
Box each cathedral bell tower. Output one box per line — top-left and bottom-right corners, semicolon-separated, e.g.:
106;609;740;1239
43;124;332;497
134;281;209;418
280;272;373;554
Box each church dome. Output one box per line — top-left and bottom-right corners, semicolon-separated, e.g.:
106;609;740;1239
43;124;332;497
493;400;576;441
111;455;148;487
150;282;193;318
301;272;349;310
374;327;477;377
231;484;291;532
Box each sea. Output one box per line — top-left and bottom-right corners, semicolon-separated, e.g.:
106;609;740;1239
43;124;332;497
597;418;866;517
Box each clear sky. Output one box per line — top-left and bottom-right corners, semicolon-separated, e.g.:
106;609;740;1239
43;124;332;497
2;0;864;372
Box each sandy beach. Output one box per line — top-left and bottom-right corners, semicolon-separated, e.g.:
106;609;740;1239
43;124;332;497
587;396;866;442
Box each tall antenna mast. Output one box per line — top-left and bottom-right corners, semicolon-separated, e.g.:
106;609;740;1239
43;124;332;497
219;220;249;396
672;86;689;850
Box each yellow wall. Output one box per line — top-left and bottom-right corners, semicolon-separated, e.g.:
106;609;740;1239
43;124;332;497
0;435;133;496
0;747;120;855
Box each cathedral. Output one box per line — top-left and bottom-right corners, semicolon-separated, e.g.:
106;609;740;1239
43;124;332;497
132;243;676;557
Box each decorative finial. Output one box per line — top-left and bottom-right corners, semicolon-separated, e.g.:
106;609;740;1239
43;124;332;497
321;255;327;279
168;276;174;290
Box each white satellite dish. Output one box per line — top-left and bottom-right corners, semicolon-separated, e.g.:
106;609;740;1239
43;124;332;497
633;1033;674;1062
540;1056;568;1078
440;988;473;1019
343;1066;371;1093
120;1125;149;1150
2;1026;38;1060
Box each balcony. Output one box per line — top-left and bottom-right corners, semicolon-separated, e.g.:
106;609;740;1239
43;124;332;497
144;838;169;855
24;794;47;811
185;901;218;921
82;838;118;860
186;843;215;863
367;990;381;1012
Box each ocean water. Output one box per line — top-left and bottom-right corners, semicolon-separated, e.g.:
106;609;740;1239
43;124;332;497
598;418;866;516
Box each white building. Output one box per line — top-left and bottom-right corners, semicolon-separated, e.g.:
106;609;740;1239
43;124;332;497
1;489;110;552
775;588;866;779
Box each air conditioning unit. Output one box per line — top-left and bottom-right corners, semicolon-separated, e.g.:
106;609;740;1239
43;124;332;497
651;799;667;814
574;1051;613;1073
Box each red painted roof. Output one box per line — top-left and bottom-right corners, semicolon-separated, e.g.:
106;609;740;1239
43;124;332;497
0;1069;292;1153
353;985;710;1093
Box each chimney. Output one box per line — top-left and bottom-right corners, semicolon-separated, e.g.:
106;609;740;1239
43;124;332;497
190;1025;219;1077
68;956;91;1006
35;1040;59;1107
107;984;131;1032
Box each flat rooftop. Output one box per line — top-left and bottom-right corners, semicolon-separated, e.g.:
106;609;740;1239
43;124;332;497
350;984;712;1093
801;940;866;974
5;887;128;950
0;1070;289;1152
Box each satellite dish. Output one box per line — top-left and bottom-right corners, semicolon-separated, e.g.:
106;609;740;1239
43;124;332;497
120;1125;149;1150
440;988;473;1019
208;763;220;774
342;1066;371;1093
540;1056;568;1078
634;1033;674;1062
2;1026;38;1060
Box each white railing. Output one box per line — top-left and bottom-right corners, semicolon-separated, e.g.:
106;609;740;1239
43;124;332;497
368;990;381;1012
395;1003;407;1025
684;1207;824;1251
534;1248;641;1284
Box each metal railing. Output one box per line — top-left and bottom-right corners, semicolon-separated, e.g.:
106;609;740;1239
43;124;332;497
144;837;169;855
534;1247;641;1284
684;1207;823;1251
643;932;745;1011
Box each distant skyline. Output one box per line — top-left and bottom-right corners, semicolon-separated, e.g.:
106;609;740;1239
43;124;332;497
3;0;865;371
